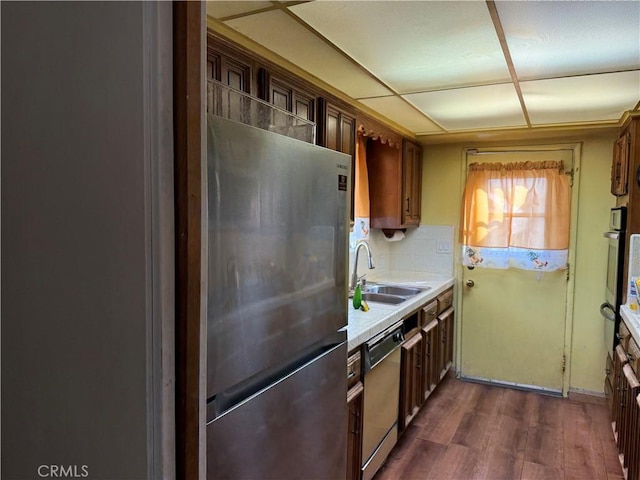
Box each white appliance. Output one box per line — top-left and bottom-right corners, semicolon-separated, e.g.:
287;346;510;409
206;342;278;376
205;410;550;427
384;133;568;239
601;207;626;356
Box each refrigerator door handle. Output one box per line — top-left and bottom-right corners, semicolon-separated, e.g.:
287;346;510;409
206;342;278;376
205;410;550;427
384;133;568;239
600;302;616;322
208;332;346;421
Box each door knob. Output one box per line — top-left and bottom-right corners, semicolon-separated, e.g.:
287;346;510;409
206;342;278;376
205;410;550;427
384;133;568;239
466;280;475;287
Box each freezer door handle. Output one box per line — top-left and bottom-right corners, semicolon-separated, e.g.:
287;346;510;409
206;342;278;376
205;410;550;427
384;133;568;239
600;302;616;322
208;331;346;420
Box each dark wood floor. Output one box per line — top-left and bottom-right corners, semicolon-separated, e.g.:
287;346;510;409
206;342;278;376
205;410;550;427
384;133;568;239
374;375;623;480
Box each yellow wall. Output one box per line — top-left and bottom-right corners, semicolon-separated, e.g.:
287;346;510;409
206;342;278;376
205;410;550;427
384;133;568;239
421;134;616;393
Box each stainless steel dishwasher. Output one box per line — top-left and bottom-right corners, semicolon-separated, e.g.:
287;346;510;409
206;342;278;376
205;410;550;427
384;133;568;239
361;321;404;480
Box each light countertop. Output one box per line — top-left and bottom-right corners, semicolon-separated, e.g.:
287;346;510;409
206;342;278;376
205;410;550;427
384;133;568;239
621;304;640;346
346;274;455;352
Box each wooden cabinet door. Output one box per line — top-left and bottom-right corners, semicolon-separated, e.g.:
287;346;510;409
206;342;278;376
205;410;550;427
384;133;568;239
347;382;364;480
206;42;256;119
421;319;439;400
317;100;355;219
614;344;630;436
437;307;454;380
606;352;615;414
612;131;630;196
368;139;423;230
621;365;640;471
631;394;640;480
402;140;422;226
367;142;403;230
206;45;254;94
340;112;356;157
317;99;356;155
400;333;423;431
258;68;316;123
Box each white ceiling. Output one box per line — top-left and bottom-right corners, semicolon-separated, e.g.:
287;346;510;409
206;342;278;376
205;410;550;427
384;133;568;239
206;0;640;139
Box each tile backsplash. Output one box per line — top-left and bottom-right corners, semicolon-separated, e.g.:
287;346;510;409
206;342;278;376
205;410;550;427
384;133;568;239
348;225;455;283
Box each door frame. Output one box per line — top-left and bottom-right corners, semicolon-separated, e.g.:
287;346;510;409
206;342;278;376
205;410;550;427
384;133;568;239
174;2;206;479
455;143;582;397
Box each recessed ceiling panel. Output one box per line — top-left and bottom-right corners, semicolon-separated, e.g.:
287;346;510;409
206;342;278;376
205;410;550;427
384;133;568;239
496;0;640;80
357;96;444;134
224;10;393;98
289;1;512;93
521;71;640;125
206;1;274;20
403;84;526;131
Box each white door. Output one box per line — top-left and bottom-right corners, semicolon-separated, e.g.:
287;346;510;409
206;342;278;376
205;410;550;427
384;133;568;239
459;148;575;393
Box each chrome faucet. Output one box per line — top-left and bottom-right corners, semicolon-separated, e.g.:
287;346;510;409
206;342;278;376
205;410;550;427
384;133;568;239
351;241;375;290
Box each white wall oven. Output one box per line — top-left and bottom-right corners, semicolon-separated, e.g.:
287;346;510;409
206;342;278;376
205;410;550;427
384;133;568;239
601;206;627;355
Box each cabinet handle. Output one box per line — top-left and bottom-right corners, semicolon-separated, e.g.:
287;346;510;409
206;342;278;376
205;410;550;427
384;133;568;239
348;371;356;379
406;197;410;213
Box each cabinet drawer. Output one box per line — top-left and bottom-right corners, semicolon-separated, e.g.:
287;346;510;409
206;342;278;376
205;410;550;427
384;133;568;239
421;300;438;326
347;351;361;388
437;288;454;315
619;321;631;351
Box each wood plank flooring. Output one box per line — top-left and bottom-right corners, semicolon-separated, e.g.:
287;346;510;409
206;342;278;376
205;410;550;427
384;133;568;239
374;375;623;480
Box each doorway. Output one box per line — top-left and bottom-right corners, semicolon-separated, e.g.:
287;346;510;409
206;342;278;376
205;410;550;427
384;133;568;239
459;146;579;395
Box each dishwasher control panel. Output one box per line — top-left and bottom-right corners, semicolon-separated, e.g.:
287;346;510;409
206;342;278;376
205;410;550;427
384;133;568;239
363;321;404;372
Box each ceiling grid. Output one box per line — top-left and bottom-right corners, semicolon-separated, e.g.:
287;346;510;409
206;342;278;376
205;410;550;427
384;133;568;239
206;0;640;140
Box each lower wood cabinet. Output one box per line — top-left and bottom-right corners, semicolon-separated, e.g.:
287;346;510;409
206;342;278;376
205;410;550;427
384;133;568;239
421;319;439;400
631;394;640;480
399;332;423;431
346;381;364;480
438;307;455;379
610;318;640;480
613;345;628;436
621;365;640;476
399;287;455;433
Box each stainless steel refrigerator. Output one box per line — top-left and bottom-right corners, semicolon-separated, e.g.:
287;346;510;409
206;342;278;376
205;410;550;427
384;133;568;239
206;114;350;479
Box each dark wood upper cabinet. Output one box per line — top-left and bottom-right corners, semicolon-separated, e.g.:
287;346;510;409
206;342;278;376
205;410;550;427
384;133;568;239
206;37;255;94
612;130;630;196
317;98;356;156
258;68;316;123
402;140;423;227
367;138;422;230
317;99;356;218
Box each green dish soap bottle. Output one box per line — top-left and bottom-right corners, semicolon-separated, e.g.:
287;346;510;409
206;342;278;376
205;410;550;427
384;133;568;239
352;284;362;310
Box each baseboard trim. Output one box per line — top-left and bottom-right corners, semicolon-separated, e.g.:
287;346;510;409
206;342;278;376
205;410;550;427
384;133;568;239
567;387;606;405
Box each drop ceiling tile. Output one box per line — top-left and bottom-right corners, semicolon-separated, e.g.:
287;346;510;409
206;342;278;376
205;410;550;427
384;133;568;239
521;71;640;125
289;1;511;93
206;1;274;20
224;10;392;98
357;96;444;134
496;0;640;80
403;84;526;131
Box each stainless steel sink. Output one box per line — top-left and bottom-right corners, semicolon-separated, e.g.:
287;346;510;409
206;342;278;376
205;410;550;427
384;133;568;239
363;284;424;296
355;283;430;305
361;292;408;305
